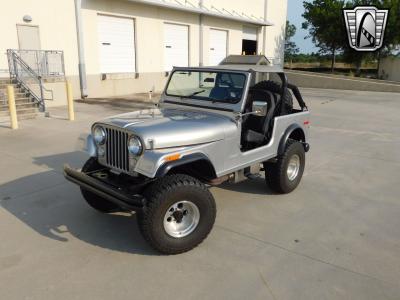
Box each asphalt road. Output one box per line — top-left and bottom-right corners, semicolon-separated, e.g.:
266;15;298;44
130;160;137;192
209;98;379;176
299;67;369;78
1;88;399;300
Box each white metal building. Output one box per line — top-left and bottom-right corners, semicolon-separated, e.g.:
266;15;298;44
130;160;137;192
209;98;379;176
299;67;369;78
0;0;288;102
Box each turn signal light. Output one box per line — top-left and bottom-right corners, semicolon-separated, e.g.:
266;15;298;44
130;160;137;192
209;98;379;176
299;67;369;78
164;153;182;162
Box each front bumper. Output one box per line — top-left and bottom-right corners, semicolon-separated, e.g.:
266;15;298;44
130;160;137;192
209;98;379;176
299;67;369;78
64;165;145;211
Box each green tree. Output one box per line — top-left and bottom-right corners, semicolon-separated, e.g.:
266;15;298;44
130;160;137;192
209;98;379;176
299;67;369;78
374;0;400;71
285;20;299;61
302;0;347;72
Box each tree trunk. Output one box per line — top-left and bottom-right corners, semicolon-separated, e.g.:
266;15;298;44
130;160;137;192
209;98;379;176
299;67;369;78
331;49;336;73
376;50;381;79
356;59;362;77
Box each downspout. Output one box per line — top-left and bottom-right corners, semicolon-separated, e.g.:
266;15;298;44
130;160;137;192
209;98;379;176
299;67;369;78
74;0;88;98
199;0;204;66
262;0;268;56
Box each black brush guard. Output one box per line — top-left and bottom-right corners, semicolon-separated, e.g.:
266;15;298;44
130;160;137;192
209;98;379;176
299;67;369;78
64;165;146;211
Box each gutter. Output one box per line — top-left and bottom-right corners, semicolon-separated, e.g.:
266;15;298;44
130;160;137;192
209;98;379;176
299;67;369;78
127;0;273;26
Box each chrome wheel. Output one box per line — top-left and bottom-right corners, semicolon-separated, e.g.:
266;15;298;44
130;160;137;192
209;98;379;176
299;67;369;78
163;201;200;238
287;154;301;181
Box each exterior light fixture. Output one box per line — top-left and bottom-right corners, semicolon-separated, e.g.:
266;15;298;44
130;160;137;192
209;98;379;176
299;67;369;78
23;15;32;23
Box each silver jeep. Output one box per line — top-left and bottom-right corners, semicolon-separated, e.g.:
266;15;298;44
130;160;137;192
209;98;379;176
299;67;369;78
64;56;310;254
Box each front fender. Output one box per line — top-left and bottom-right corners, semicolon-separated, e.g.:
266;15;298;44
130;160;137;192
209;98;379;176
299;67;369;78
134;145;213;178
155;153;214;178
76;134;96;157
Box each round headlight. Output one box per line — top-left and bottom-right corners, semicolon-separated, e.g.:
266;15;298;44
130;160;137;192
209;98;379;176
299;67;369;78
128;136;143;155
93;126;106;145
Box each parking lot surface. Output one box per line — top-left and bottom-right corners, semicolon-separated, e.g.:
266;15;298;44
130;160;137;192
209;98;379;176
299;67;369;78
1;88;400;300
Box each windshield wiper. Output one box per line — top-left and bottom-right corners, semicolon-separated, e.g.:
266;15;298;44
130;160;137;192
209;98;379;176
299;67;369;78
179;90;206;99
176;90;236;104
211;97;236;104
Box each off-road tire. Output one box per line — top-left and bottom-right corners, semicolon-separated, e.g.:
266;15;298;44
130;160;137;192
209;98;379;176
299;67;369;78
137;174;216;255
252;80;293;114
80;157;120;213
264;140;305;194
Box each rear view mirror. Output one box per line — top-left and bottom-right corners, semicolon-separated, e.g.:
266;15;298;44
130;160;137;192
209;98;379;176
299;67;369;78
204;77;215;83
252;101;268;117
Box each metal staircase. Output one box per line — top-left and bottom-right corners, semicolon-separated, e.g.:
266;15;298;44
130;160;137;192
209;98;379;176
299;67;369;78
0;78;39;121
0;49;65;123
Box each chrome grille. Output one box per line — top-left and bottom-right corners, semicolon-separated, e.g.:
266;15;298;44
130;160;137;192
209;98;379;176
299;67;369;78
105;128;129;172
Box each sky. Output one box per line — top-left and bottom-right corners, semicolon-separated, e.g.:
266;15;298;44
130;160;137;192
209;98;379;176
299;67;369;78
287;0;319;54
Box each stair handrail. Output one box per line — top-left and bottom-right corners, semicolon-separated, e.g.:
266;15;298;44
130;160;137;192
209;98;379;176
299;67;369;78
14;52;55;100
8;49;65;78
7;49;54;112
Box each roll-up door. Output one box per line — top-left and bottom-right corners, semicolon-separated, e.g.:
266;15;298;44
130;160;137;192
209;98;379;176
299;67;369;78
98;15;136;73
209;29;228;65
164;23;189;71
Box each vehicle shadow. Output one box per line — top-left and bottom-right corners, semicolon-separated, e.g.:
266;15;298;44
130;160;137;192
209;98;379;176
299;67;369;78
0;151;157;256
217;177;278;196
0;151;277;256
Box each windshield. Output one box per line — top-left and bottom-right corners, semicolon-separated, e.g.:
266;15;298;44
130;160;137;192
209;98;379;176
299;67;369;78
166;70;246;104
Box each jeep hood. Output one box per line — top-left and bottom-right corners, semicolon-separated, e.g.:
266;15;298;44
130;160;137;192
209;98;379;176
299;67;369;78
100;107;236;149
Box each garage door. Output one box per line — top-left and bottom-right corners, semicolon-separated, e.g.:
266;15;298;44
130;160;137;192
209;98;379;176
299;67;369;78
164;23;189;71
209;29;227;65
97;15;136;73
243;26;258;41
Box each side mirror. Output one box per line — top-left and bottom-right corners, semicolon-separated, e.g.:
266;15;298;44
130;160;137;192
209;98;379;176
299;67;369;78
204;77;215;83
252;101;268;117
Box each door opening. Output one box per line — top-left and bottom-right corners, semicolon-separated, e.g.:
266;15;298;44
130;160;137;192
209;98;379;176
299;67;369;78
242;40;257;55
242;26;258;55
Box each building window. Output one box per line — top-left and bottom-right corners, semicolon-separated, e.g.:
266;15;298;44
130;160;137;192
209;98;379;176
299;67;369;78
97;15;136;74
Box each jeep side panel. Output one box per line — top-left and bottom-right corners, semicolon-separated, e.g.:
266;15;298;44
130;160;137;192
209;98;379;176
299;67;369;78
133;111;309;179
218;111;310;176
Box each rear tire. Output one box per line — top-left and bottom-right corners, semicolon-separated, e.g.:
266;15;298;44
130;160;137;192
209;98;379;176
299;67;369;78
264;140;305;194
80;157;120;213
137;174;216;255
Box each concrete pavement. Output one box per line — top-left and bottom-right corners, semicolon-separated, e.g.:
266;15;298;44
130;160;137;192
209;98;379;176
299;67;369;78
1;89;400;299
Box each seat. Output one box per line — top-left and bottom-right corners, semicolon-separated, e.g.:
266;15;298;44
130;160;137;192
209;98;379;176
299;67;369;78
209;86;230;100
242;88;277;145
